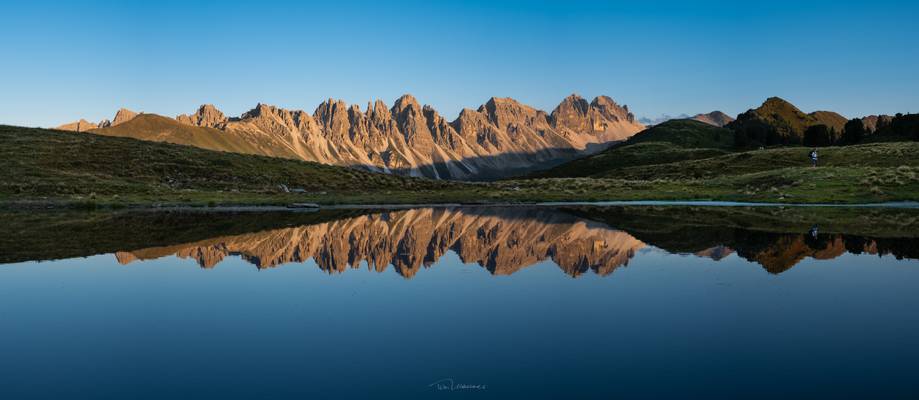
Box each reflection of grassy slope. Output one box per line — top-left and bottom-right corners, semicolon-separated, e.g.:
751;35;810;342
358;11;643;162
565;205;919;273
566;205;919;239
0;209;372;264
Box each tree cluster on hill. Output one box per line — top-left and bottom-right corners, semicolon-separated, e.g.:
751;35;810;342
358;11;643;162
737;113;918;148
727;97;847;147
874;113;919;141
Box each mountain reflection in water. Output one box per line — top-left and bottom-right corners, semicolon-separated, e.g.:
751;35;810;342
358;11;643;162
4;206;917;276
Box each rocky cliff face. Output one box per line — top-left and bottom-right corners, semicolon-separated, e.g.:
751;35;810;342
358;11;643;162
64;94;644;180
551;94;642;144
176;104;227;128
111;108;138;126
55;119;103;132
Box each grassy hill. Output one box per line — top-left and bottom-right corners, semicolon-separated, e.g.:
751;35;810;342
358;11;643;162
90;114;302;159
516;115;918;204
598;142;919;180
626;119;735;149
533;119;733;178
0;124;469;206
1;124;916;207
728;97;847;146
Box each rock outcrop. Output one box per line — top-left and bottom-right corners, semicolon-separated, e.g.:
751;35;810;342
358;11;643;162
55;108;136;132
551;94;643;144
56;119;104;132
63;93;644;180
176;104;227;128
111;108;138;126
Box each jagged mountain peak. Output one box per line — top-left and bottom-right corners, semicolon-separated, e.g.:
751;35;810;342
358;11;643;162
562;92;587;101
112;108;138;126
590;95;619;108
556;93;590;113
392;94;421;111
241;102;274;117
590;95;634;123
366;99;391;120
66;93;646;180
177;104;227;128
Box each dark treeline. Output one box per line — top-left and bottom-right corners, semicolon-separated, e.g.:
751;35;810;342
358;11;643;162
736;113;919;148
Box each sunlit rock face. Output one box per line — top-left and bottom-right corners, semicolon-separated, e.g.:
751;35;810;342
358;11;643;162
61;94;645;180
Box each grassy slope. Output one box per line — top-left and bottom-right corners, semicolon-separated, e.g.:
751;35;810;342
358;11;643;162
504;142;919;203
744;97;847;134
532;120;734;178
1;124;917;206
521;115;918;203
0;124;475;206
602;142;919;180
90;114;301;158
625;119;735;149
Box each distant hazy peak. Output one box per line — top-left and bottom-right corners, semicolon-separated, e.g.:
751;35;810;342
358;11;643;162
691;111;735;127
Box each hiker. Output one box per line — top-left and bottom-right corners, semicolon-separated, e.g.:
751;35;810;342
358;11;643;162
809;148;818;167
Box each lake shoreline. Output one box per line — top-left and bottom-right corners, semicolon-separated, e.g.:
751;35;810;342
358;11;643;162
3;198;918;212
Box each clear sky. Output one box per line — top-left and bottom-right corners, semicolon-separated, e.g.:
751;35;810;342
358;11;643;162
1;0;916;127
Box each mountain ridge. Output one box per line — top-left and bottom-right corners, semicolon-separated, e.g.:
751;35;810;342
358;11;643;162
57;94;644;180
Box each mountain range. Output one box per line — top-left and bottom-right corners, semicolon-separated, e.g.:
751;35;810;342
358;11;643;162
57;94;645;180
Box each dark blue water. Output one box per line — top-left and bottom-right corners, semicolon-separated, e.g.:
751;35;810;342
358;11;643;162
1;207;917;399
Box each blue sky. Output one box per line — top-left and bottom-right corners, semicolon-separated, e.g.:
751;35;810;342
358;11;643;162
1;0;916;127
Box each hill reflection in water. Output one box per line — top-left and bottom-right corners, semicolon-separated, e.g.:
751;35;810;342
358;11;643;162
6;206;915;277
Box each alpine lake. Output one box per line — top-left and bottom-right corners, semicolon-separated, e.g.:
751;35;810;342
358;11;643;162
2;204;918;399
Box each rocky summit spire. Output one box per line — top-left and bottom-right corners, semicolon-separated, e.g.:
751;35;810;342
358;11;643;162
590;95;635;123
112;108;138;126
176;104;227;128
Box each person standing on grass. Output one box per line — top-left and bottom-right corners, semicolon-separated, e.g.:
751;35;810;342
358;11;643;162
809;148;818;167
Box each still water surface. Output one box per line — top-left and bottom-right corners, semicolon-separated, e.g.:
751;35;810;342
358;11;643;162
1;206;918;398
